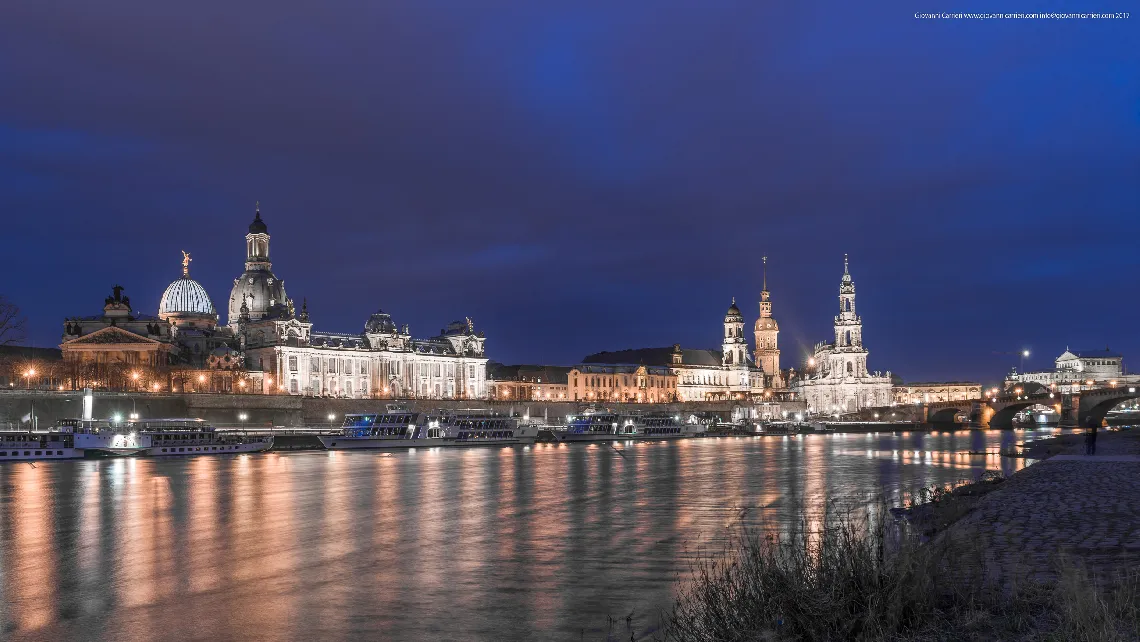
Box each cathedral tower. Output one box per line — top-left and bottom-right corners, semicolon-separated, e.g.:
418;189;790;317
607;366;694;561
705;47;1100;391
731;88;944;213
832;254;867;378
753;256;781;378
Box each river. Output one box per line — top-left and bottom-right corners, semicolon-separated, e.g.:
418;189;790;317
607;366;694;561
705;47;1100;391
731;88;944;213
0;428;1065;641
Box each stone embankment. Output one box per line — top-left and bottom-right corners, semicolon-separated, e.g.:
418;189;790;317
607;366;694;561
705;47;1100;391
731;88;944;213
939;430;1140;582
0;389;761;429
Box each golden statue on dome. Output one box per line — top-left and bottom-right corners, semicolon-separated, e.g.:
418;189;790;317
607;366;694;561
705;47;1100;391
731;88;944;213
181;250;192;277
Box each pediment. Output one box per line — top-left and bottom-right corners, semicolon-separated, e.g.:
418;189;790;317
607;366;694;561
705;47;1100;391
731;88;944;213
63;326;162;346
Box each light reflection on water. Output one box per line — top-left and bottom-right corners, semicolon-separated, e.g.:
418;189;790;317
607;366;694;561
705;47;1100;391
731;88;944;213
0;429;1054;640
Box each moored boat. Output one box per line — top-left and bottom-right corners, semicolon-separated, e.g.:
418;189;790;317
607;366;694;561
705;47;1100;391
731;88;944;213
553;409;706;442
318;406;538;450
0;417;271;461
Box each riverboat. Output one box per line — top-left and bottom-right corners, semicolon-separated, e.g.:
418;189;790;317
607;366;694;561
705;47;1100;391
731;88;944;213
318;407;538;450
126;418;273;456
553;410;706;443
0;418;270;461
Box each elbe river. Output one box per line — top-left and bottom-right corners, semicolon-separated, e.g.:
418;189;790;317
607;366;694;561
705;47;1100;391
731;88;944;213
0;429;1057;641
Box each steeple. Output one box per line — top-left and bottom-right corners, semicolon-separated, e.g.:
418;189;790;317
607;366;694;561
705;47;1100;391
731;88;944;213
842;253;852;283
245;202;271;264
754;256;780;379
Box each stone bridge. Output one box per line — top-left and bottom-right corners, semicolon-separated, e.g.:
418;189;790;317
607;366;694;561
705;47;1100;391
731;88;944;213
857;385;1140;429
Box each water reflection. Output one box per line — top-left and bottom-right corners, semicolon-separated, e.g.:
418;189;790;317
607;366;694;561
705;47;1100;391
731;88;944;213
0;429;1047;640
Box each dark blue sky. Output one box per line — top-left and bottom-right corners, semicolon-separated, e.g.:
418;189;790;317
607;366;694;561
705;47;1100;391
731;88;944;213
1;2;1136;384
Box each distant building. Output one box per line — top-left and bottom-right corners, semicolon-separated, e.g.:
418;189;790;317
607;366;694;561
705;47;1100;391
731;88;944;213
60;285;175;370
577;300;766;402
566;363;677;403
488;364;570;401
894;382;982;405
794;256;893;414
1007;348;1137;393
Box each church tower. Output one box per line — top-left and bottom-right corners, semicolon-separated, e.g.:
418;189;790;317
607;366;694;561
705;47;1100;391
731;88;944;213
753;256;781;379
722;298;747;367
832;254;867;378
228;203;289;326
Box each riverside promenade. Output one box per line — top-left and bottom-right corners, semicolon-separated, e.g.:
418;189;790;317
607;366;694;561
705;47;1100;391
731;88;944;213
944;431;1140;582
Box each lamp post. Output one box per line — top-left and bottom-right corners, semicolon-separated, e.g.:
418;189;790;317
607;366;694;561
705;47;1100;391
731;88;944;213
1020;350;1030;374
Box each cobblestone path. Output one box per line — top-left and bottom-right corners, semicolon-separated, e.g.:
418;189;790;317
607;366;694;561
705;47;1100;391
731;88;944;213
945;455;1140;583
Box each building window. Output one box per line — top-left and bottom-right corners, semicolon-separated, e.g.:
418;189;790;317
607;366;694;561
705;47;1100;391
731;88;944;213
288;356;298;372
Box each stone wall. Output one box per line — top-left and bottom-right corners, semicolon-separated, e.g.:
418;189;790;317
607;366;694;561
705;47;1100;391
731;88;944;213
0;390;768;429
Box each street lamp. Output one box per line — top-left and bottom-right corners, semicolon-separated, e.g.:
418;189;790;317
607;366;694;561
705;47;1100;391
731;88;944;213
1020;350;1030;373
23;368;35;389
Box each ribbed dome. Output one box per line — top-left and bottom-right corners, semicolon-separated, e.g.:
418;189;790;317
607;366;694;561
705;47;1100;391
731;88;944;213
160;277;216;317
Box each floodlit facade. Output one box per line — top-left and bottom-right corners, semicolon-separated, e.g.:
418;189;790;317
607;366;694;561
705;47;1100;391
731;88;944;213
794;256;893;414
893;382;982;405
1006;348;1137;393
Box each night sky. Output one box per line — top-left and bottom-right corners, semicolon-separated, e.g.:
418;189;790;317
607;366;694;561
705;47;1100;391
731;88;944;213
1;2;1136;384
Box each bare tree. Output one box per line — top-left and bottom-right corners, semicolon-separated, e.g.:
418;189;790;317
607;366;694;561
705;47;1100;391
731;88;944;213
0;296;27;346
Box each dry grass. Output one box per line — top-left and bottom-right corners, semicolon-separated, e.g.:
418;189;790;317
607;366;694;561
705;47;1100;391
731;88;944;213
652;502;1140;641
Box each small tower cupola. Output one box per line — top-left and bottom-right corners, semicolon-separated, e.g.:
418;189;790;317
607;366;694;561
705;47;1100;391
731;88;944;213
722;297;747;367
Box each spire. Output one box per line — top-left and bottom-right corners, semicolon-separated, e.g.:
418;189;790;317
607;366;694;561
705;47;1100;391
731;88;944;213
841;254;853;284
762;256;768;291
248;201;268;234
181;250;192;278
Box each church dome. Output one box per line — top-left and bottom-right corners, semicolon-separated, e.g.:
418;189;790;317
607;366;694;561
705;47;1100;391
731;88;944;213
228;270;287;324
159;253;217;323
725;299;742;320
249;208;268;234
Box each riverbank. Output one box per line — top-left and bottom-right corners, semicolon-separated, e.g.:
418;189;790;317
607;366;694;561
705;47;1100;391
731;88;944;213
1018;426;1140;459
650;431;1140;640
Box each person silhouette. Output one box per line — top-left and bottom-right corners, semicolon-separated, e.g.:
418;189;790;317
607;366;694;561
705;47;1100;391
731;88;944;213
1085;416;1098;456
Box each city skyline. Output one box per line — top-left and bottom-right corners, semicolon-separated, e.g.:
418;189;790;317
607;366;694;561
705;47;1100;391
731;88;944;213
2;3;1137;382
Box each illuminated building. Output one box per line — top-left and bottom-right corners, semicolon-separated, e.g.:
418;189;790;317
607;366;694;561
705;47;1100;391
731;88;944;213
577;300;765;402
893;382;982;405
1006;348;1138;393
753;256;784;388
794;256;893;413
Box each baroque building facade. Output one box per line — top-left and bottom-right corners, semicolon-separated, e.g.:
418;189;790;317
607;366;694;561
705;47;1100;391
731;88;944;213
228;207;489;398
57;205;490;399
1006;348;1138;393
576;299;766;402
794;256;893;414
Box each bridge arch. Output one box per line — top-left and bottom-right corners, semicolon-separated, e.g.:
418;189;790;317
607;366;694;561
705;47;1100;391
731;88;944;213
1081;391;1140;427
988;401;1040;429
